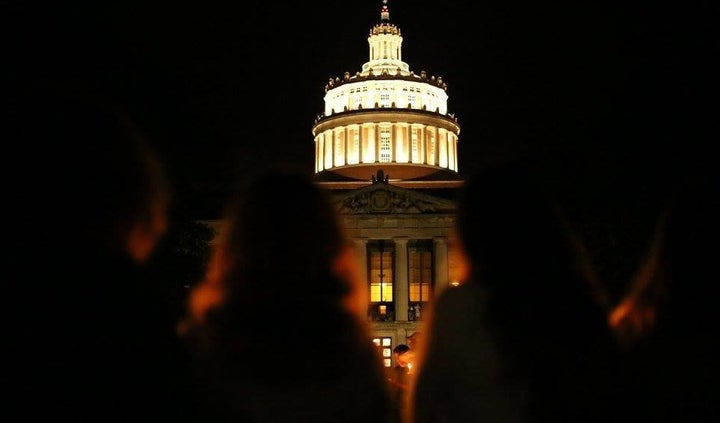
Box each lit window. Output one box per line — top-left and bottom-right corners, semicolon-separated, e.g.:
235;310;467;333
368;240;394;321
411;127;418;161
409;240;433;321
372;337;394;368
349;129;360;163
427;131;435;164
380;127;391;163
370;252;393;301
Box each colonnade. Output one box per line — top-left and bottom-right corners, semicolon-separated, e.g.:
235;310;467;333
315;122;458;174
353;237;449;322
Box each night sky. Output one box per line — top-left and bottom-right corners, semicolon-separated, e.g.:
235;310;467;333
8;0;716;227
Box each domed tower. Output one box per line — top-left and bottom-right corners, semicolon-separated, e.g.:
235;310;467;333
312;0;461;187
311;2;466;362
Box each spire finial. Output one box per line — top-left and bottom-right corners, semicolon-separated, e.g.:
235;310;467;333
380;0;390;21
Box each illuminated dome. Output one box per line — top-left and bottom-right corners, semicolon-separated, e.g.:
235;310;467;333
312;0;461;182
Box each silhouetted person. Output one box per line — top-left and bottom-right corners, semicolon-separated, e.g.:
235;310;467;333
409;162;621;423
8;86;198;421
387;343;411;422
608;172;720;421
180;169;394;423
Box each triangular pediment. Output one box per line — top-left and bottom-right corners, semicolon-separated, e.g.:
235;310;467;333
332;182;456;214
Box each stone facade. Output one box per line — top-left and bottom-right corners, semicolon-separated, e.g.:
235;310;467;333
328;176;463;364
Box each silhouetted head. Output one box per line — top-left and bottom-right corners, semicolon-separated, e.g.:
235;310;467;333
183;169;374;383
456;162;613;385
393;344;411;367
456;162;574;283
20;86;170;263
393;344;410;355
198;169;352;315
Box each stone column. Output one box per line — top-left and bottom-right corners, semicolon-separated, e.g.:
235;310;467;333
316;137;322;172
346;126;352;164
391;123;397;162
394;238;409;322
323;129;335;169
428;127;438;166
420;125;426;165
332;129;339;167
355;125;362;164
364;123;375;163
453;136;459;172
400;123;409;163
438;128;448;168
433;237;449;297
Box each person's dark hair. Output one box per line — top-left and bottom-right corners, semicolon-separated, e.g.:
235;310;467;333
21;85;171;252
181;170;393;422
455;162;615;420
457;162;574;278
219;169;348;305
393;344;410;355
191;169;367;382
